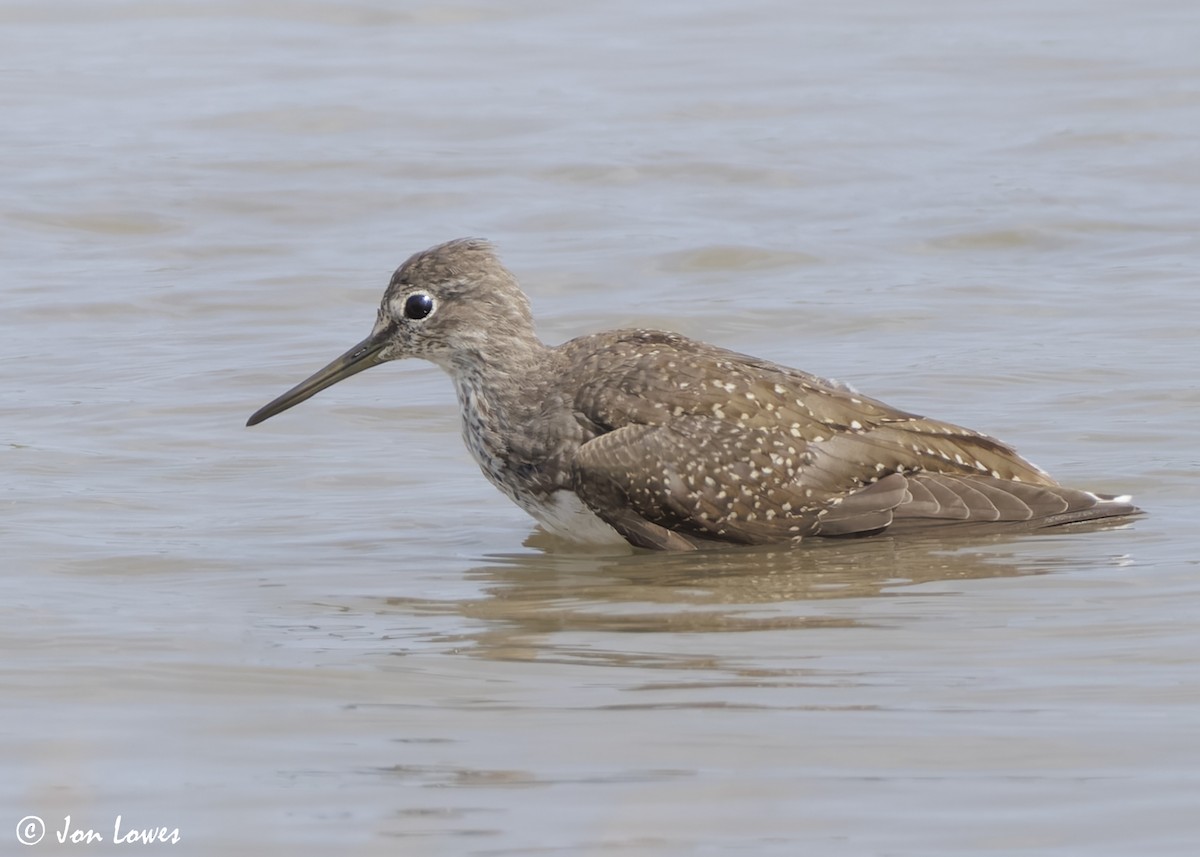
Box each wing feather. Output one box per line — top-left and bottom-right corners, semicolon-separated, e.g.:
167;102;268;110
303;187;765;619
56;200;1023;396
554;330;1137;549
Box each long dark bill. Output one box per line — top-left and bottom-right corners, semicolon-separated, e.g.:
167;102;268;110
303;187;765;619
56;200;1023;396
246;330;390;427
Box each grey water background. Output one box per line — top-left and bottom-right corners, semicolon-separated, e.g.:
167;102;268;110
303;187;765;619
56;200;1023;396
3;1;1199;854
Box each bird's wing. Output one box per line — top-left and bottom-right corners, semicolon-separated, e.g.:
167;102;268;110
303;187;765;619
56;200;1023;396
570;417;912;549
570;416;1129;549
564;331;1103;549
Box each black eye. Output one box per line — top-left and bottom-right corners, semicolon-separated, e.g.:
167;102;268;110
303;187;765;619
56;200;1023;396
403;292;435;320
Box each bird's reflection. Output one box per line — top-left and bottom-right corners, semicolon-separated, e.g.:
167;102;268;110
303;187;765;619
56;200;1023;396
379;520;1136;666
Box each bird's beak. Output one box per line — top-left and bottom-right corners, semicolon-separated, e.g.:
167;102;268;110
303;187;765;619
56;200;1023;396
246;328;391;426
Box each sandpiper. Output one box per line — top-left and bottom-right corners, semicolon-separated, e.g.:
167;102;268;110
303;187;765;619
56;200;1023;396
247;238;1139;550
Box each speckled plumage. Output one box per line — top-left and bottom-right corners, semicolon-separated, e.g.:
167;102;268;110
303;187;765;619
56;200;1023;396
248;238;1140;551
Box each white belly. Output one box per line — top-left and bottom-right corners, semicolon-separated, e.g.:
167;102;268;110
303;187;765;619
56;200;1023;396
522;491;627;545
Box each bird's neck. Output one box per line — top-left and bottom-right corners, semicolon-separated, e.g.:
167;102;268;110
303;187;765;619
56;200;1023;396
444;334;565;502
445;329;552;404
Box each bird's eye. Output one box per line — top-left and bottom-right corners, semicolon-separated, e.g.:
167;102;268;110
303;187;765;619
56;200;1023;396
403;292;435;320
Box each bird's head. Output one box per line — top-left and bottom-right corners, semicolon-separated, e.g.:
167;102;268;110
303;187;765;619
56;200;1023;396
247;238;534;427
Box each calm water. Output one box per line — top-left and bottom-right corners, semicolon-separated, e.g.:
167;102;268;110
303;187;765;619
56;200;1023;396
4;1;1198;854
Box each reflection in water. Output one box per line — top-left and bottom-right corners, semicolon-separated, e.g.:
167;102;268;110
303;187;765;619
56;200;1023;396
378;521;1137;666
340;522;1143;821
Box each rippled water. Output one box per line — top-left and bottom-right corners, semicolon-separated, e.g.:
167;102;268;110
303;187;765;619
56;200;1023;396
4;1;1199;854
